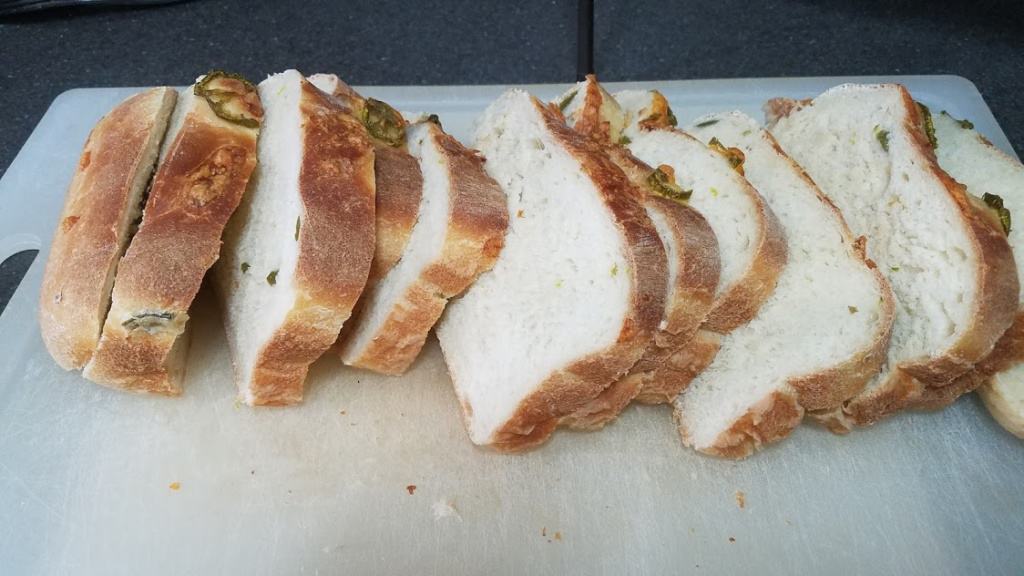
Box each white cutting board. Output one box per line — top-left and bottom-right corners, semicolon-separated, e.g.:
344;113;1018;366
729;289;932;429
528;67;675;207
1;76;1022;576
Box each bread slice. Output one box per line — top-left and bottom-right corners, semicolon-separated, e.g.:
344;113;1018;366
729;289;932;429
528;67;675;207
766;84;1019;429
435;89;668;452
613;89;787;390
981;363;1024;438
82;73;262;394
674;111;894;457
337;120;508;374
555;77;720;428
39;87;177;371
213;70;376;406
308;74;423;285
930;110;1024;436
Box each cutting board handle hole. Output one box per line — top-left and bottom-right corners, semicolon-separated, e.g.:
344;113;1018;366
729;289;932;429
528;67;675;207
0;249;38;316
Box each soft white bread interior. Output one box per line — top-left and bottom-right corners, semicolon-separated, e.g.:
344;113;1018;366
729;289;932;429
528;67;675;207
676;111;894;457
436;89;666;451
338;121;507;375
39;87;177;371
83;73;261;394
214;70;375;405
555;77;720;427
932;110;1024;437
766;84;1018;428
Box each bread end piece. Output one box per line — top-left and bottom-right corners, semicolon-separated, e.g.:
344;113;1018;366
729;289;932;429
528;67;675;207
39;87;177;371
84;72;262;394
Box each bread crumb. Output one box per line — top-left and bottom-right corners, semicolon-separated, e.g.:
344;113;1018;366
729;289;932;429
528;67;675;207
554;531;562;541
169;482;181;491
339;410;347;415
406;485;417;495
735;490;746;509
728;536;736;543
516;209;525;218
432;499;461;521
541;527;546;537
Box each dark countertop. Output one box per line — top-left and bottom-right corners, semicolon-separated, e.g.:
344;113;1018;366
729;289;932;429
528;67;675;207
1;0;1023;313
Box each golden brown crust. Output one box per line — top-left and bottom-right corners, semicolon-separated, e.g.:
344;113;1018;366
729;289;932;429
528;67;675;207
626;199;720;404
487;97;668;452
572;75;617;144
367;144;424;283
342;124;508;375
312;75;422;286
39;87;177;371
246;78;376;404
84;80;261;393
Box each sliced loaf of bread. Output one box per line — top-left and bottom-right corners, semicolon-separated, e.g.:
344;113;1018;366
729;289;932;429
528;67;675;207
435;89;667;451
556;77;720;428
214;70;375;405
39;87;177;371
931;110;1024;437
308;74;424;285
767;84;1019;429
83;73;262;394
677;111;894;457
614;89;787;394
337;121;508;375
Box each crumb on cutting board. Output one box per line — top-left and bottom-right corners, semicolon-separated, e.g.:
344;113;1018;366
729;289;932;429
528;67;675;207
432;499;461;521
735;490;746;509
169;482;181;491
728;536;736;543
406;485;417;495
542;527;563;543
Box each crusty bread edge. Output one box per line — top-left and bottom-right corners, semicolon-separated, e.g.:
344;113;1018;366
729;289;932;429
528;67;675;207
39;87;177;371
83;80;261;394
